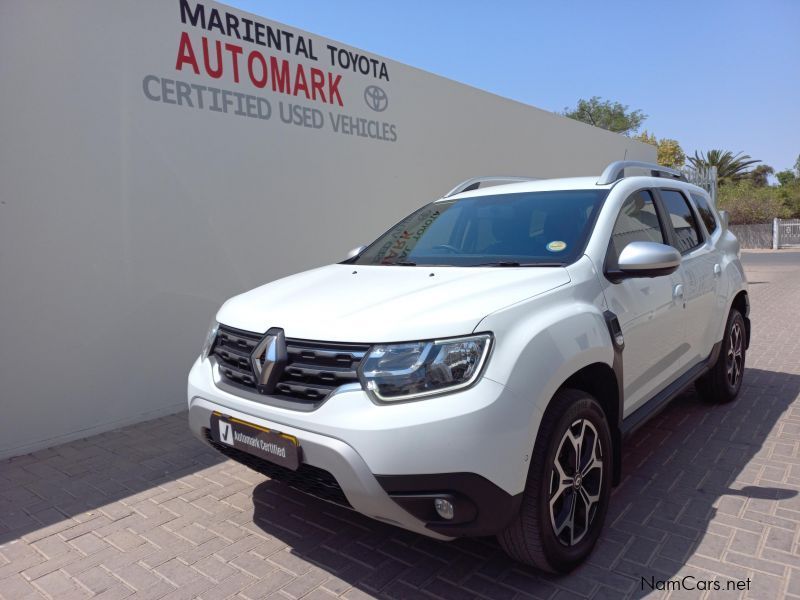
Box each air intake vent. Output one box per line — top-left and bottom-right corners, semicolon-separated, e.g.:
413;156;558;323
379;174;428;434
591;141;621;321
204;429;350;508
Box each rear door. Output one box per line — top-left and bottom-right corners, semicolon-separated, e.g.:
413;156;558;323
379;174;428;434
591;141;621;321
655;189;720;368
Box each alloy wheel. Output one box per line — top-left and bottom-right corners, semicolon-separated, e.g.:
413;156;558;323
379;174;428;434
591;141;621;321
726;321;744;388
548;419;603;546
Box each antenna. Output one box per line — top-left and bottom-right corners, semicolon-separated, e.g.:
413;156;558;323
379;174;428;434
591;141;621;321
623;148;628;160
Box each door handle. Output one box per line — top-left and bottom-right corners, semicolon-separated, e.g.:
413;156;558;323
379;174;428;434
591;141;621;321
714;264;722;277
673;284;684;299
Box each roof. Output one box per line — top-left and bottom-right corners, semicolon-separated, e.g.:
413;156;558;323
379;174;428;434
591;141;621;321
440;174;709;202
439;176;611;201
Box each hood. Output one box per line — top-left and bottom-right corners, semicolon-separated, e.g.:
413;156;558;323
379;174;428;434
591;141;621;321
216;264;570;342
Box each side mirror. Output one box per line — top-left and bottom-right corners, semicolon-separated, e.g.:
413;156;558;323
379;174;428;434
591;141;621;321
718;210;729;229
346;245;367;260
617;241;681;278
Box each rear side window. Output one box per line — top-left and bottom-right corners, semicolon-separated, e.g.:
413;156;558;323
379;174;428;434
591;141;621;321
690;193;718;234
659;190;703;253
607;190;664;270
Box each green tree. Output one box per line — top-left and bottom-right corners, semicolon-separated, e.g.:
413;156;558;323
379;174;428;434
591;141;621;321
688;150;761;184
795;154;800;174
634;131;685;168
656;139;686;169
563;97;646;136
717;181;791;223
634;131;657;146
776;169;798;186
745;164;774;187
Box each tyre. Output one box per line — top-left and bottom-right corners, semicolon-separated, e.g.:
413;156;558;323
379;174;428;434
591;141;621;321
498;388;612;573
695;308;746;404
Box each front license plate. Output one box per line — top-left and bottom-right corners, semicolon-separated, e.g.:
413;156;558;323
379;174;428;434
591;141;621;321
210;412;301;470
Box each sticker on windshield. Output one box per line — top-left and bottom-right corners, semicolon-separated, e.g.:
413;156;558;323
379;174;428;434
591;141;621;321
546;241;567;253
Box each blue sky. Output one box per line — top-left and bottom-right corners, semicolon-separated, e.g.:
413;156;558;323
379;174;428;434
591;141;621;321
226;0;799;173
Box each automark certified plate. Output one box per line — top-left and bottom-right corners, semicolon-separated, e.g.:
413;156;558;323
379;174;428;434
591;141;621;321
210;412;301;470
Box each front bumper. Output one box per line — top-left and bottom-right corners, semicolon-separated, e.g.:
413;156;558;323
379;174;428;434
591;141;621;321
188;356;536;538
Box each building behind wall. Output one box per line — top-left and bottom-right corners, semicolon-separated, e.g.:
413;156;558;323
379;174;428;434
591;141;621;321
0;0;656;459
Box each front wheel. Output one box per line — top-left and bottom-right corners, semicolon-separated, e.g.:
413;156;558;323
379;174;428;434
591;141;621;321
498;389;612;573
696;308;746;404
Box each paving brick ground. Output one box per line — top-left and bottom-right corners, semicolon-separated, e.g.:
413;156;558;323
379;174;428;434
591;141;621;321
1;251;799;600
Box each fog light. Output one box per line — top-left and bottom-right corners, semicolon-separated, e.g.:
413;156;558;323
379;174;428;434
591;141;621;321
434;498;454;520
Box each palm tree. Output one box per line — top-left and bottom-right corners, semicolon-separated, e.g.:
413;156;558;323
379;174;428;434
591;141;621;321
688;150;761;183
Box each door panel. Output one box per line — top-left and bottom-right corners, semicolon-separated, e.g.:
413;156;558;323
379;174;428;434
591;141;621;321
601;190;687;416
680;251;719;363
605;272;687;415
657;189;720;368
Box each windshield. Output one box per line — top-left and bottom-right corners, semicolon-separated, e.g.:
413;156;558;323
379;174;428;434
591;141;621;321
353;190;608;267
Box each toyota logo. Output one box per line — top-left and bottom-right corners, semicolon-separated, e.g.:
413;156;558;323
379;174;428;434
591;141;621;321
364;85;388;112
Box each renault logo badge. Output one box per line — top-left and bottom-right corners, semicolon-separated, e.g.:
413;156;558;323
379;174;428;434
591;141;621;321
251;327;287;394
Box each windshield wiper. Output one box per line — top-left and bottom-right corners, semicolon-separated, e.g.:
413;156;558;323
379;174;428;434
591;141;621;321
470;261;564;267
393;261;417;266
472;261;522;267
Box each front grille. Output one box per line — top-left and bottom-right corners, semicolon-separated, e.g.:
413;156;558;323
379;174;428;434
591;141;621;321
213;326;261;388
204;429;351;508
212;325;369;406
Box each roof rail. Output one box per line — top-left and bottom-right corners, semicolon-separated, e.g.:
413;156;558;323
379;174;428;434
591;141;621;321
444;176;536;198
597;161;686;185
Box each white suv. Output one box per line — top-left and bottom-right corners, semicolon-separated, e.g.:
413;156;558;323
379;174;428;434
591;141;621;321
188;161;749;572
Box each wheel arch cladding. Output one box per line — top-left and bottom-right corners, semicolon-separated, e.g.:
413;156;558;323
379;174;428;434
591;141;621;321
559;362;622;486
731;290;751;348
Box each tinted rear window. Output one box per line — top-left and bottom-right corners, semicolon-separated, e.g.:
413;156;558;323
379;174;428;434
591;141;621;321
691;193;718;234
660;190;703;253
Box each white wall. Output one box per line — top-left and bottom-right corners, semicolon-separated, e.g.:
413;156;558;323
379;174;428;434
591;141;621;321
0;0;655;459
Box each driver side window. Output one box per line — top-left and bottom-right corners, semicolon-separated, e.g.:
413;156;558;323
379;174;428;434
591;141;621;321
607;190;665;270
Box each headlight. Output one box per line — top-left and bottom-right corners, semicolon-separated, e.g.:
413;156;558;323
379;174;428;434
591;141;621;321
201;321;219;360
358;334;492;402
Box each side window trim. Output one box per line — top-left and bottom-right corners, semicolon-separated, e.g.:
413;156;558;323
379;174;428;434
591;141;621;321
652;188;705;255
